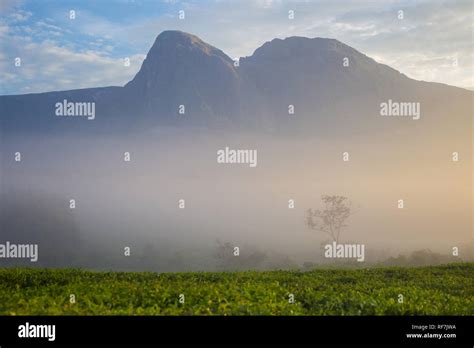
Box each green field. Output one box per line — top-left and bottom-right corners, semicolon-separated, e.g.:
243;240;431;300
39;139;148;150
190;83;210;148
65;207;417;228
0;263;472;315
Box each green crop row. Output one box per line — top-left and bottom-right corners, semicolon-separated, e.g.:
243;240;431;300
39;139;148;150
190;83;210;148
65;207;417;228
0;263;472;315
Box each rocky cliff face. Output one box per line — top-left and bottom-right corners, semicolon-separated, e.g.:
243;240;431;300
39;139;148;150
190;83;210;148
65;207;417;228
1;30;472;136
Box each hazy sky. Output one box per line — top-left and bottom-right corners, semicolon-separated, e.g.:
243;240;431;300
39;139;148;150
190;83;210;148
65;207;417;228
0;0;472;95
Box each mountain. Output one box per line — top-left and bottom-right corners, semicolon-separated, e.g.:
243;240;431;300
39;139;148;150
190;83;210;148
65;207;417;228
0;30;472;136
124;31;244;127
1;31;472;268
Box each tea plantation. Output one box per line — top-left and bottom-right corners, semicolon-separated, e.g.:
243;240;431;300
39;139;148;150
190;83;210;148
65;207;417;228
0;263;472;315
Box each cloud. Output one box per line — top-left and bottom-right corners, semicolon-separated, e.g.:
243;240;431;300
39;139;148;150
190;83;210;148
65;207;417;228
0;0;22;12
0;36;145;94
254;0;283;9
329;0;473;88
9;10;32;22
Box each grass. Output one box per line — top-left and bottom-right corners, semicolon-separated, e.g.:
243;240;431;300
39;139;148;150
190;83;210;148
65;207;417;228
0;263;472;315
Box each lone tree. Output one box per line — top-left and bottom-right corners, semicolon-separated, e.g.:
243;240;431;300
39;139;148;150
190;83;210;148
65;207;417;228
306;195;353;243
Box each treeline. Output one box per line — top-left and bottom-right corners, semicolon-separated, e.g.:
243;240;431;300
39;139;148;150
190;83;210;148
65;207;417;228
1;192;472;271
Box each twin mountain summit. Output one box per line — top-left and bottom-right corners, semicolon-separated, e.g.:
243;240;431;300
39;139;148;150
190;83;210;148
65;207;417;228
1;30;472;135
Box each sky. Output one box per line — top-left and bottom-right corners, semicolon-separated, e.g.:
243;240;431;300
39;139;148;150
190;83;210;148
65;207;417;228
0;0;472;95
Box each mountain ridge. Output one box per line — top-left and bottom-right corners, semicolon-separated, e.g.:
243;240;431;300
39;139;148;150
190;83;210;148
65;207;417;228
4;30;471;96
0;30;472;135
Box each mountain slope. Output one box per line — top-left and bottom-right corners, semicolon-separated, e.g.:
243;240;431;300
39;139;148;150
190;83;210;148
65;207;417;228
0;30;471;136
124;31;246;127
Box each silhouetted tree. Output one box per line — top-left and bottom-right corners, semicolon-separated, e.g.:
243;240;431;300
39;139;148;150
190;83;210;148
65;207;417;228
306;195;353;243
